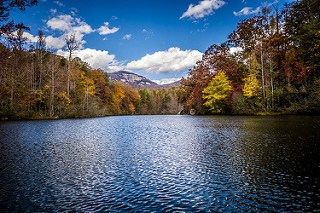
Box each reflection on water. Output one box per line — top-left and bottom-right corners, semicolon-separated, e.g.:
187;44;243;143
0;115;319;211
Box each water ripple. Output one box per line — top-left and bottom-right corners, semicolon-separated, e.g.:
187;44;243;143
0;115;320;212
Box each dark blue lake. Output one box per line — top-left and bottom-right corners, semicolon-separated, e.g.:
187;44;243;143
0;115;320;212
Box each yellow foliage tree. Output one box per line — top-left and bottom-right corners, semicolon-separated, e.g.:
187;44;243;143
243;72;261;98
112;86;125;114
79;71;96;96
202;71;232;113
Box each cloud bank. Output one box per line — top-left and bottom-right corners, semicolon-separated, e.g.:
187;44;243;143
46;14;94;49
152;78;182;85
57;48;123;71
127;47;202;73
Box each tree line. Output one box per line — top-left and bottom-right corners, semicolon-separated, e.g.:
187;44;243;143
0;1;181;120
0;39;181;120
1;0;319;119
0;37;181;119
178;0;320;115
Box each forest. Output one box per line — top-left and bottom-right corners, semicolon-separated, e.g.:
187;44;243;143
0;0;319;120
0;1;181;120
0;39;181;120
179;0;320;115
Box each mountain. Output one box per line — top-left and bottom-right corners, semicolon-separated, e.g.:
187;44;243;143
161;80;181;88
108;71;180;88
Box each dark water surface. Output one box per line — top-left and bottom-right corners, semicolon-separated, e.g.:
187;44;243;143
0;115;319;212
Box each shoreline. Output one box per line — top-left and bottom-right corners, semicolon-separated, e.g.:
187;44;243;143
1;111;319;122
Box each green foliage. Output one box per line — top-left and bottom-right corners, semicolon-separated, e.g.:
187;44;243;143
231;93;251;114
136;88;180;115
202;71;232;113
60;58;66;67
285;0;320;75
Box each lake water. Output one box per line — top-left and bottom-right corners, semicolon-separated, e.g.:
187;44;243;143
0;115;319;212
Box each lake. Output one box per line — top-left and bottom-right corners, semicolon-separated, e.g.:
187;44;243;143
0;115;319;212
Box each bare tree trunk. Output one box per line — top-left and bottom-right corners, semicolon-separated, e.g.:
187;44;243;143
10;82;14;111
10;58;16;112
67;51;71;98
269;60;274;111
37;30;46;89
50;58;55;117
39;50;43;88
260;44;266;110
65;34;78;98
271;76;274;111
86;85;89;112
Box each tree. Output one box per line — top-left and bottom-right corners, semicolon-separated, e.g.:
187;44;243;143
35;30;46;88
111;85;125;114
79;70;95;113
243;73;261;99
138;89;152;114
64;33;78;98
0;0;38;35
6;23;29;50
284;0;320;76
180;62;213;114
202;71;232;113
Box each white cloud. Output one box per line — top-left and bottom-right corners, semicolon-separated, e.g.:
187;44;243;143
15;30;65;49
142;28;154;40
54;1;64;7
50;8;57;14
152;78;181;85
73;18;94;34
46;35;65;49
122;34;132;40
47;14;73;31
97;22;119;35
47;15;94;34
180;0;226;19
70;8;78;16
107;61;126;72
233;6;261;16
127;47;202;73
234;0;278;17
57;48;122;71
23;32;38;43
229;47;243;55
264;0;279;8
46;14;94;49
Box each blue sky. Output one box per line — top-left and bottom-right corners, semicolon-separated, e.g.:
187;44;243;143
11;0;292;84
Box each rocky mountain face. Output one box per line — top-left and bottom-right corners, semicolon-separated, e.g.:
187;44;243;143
108;71;180;88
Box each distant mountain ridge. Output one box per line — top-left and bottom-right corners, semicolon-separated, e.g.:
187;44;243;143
108;71;180;88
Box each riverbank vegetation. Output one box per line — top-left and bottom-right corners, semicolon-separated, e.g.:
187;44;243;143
0;43;180;119
0;1;182;120
179;0;320;115
1;0;319;119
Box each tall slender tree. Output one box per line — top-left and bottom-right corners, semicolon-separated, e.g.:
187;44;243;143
64;33;78;98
